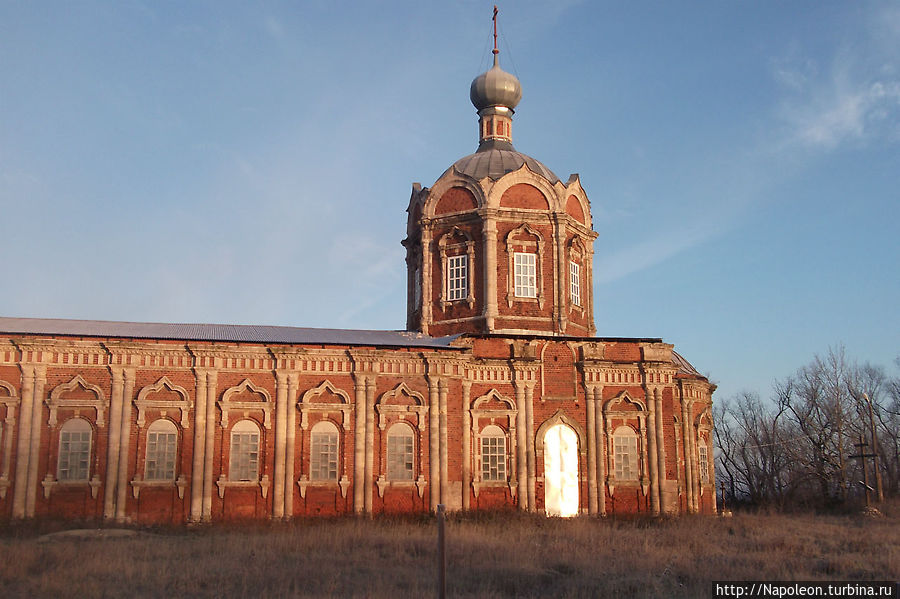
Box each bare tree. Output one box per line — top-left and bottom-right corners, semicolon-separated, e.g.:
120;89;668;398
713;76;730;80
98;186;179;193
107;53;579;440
714;348;899;509
714;391;794;508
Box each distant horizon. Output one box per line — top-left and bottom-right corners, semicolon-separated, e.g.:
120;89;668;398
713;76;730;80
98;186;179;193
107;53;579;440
1;2;897;401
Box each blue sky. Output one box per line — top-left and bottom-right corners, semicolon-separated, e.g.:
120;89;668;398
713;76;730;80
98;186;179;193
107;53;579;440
1;1;897;401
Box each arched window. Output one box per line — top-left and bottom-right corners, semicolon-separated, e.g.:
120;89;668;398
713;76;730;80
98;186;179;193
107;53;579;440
613;426;639;481
145;419;178;481
58;418;92;482
698;440;710;484
229;420;260;481
310;421;339;482
386;423;415;481
480;424;507;482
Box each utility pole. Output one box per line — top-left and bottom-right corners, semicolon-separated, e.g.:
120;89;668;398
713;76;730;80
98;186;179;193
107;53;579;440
862;393;885;503
850;436;877;508
437;504;446;599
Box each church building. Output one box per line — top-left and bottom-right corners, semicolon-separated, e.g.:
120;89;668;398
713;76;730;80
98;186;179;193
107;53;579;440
0;34;716;524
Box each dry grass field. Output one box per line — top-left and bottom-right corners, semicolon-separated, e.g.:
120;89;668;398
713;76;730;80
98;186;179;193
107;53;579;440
0;503;897;598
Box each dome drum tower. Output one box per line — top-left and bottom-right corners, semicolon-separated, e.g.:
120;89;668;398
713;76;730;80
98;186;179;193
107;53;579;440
404;43;597;337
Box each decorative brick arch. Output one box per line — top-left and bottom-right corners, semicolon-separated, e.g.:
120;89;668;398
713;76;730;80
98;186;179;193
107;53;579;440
484;164;560;211
535;410;586;457
505;223;546;309
375;383;428;498
562;177;592;228
218;378;273;429
376;382;427;431
437;226;476;309
470;389;517;497
299;379;352;430
425;176;486;217
134;376;192;428
0;380;19;499
500;183;550;210
603;391;650;496
602;390;648;414
434;186;478;215
565;194;586;224
47;375;106;427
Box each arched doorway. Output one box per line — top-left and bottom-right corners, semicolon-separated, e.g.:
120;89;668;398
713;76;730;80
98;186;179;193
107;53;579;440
543;423;579;517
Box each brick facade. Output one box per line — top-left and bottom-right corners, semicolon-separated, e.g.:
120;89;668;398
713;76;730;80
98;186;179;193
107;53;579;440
0;333;715;523
0;43;717;524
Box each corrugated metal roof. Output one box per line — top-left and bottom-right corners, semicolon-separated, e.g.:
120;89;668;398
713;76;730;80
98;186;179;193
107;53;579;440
0;317;462;349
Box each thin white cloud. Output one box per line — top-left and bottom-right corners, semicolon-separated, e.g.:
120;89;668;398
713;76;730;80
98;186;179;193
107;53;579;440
786;74;900;150
776;8;900;152
593;221;721;285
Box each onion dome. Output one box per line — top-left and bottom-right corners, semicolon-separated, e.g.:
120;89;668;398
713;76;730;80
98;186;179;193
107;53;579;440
470;54;522;112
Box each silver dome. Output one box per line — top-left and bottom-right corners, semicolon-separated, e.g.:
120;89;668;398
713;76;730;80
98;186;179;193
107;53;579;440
470;56;522;111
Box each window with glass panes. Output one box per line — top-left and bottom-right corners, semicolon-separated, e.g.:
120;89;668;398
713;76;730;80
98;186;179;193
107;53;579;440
481;426;507;481
145;420;177;481
514;252;537;297
569;261;581;306
386;424;415;481
614;428;639;481
229;420;260;481
447;255;468;301
58;419;92;481
698;443;710;483
310;422;339;481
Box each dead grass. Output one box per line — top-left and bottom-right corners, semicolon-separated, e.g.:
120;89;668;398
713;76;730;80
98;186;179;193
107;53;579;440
0;503;897;598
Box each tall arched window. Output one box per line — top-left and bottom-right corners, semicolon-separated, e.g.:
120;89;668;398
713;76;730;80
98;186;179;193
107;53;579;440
145;419;178;481
480;424;507;482
613;426;639;481
386;423;415;481
310;421;339;482
58;418;92;482
698;440;710;484
229;420;260;481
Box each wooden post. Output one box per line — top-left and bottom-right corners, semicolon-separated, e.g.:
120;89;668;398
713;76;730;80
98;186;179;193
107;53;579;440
437;504;446;599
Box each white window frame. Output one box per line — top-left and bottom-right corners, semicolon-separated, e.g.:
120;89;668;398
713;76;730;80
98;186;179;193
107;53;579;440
58;418;92;482
446;254;468;302
229;419;260;482
310;421;339;482
145;419;178;481
386;423;415;481
480;425;507;482
613;427;639;481
438;227;476;309
698;442;710;484
514;252;537;298
569;261;581;307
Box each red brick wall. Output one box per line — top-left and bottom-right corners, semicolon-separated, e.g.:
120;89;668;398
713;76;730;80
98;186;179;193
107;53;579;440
565;194;585;224
500;184;549;210
429;223;483;327
0;335;714;522
496;221;554;323
434;186;477;215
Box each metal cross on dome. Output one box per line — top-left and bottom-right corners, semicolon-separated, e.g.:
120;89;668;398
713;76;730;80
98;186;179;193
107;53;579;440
493;5;499;55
